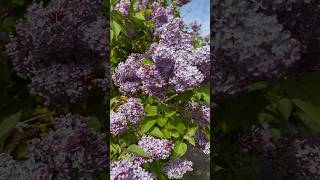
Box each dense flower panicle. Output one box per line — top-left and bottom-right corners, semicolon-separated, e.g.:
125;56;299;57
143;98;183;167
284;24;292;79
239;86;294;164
294;138;320;179
195;131;210;155
128;153;154;165
110;160;155;180
0;153;51;180
213;0;301;96
151;2;174;29
138;135;174;160
175;0;191;6
118;98;145;125
110;110;127;135
162;159;193;179
190;21;201;35
6;0;107;105
137;64;167;97
27;114;108;180
113;3;209;97
186;102;210;128
112;54;144;94
114;0;130;16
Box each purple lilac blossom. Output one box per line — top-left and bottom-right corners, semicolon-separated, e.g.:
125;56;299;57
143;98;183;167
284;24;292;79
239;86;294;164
195;131;210;155
110;160;155;180
186;102;210;128
137;64;167;98
114;0;130;16
6;0;106;105
27;114;108;180
110;110;127;135
118;98;145;125
138;135;174;160
112;54;144;94
162;159;193;179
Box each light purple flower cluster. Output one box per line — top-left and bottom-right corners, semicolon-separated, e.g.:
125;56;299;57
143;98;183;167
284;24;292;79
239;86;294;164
27;114;108;179
190;21;201;35
110;98;145;135
118;98;145;125
112;3;210;97
114;0;130;16
186;102;210;128
138;135;174;160
110;160;155;180
137;64;167;97
195;131;210;155
112;54;144;94
6;0;107;105
0;153;51;180
110;110;127;135
162;159;193;179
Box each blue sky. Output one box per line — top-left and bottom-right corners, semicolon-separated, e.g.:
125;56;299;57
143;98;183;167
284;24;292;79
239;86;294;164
179;0;210;36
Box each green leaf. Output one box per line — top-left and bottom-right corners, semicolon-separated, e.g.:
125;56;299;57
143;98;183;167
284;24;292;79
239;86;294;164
277;98;292;120
171;130;180;138
162;129;171;139
10;0;25;5
173;141;187;157
156;117;168;127
145;105;157;116
293;99;320;125
248;81;267;92
0;111;21;141
140;119;156;133
270;128;281;141
164;111;176;118
183;135;195;146
112;21;122;38
88;116;101;131
134;12;145;20
127;144;150;158
149;127;165;138
176;121;185;134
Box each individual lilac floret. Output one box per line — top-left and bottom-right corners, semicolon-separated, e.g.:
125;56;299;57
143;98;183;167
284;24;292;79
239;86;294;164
110;160;155;180
110;110;127;135
138;135;174;160
137;64;167;98
186;102;210;128
195;131;210;155
162;159;193;179
118;98;145;125
112;54;143;94
114;0;130;16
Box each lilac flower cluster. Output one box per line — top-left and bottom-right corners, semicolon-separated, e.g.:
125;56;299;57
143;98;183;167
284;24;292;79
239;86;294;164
112;54;144;94
190;21;201;35
294;138;320;179
114;0;130;16
186;102;210;129
110;160;155;180
175;0;191;6
212;0;301;96
138;135;174;160
0;153;51;180
27;114;108;180
110;110;127;135
112;3;210;97
6;0;107;105
162;159;193;179
110;98;145;135
118;98;145;125
195;131;210;155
